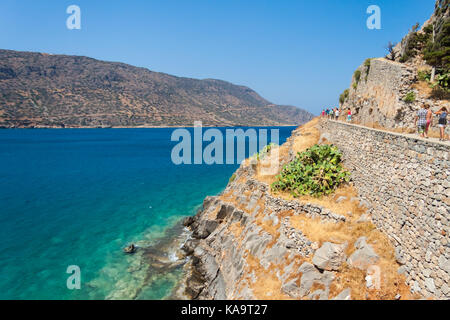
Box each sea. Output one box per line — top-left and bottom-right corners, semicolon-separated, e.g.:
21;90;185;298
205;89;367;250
0;126;295;299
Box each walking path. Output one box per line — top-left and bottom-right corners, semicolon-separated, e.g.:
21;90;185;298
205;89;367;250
328;120;450;147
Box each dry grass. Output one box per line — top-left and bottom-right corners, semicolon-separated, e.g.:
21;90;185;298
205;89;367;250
255;117;321;186
290;210;414;300
291;117;321;153
244;252;293;300
272;183;365;217
412;81;433;97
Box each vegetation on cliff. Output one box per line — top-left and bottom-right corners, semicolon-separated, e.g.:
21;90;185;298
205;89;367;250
399;0;449;96
271;144;350;197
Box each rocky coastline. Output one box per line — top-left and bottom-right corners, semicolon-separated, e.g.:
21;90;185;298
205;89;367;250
174;119;418;300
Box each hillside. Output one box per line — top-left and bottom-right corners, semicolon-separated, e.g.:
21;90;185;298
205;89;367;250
0;49;313;128
338;0;449;132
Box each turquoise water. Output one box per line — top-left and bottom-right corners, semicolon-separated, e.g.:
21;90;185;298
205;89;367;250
0;127;295;300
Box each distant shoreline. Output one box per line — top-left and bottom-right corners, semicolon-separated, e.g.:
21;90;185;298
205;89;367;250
0;124;301;129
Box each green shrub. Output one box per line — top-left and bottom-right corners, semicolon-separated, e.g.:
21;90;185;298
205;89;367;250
352;82;358;90
431;72;450;90
339;89;350;105
403;91;416;103
229;173;236;183
399;54;409;63
354;70;361;84
418;70;431;81
364;58;372;81
436;72;450;89
271;144;350;198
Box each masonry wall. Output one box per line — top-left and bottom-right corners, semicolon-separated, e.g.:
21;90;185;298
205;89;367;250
320;120;450;298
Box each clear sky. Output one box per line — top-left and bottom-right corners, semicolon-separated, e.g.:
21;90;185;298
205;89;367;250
0;0;435;115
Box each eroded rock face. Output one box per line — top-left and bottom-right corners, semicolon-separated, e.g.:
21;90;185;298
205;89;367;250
178;158;355;300
176;122;418;300
340;58;449;131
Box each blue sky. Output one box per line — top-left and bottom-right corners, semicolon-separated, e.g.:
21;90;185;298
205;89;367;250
0;0;434;115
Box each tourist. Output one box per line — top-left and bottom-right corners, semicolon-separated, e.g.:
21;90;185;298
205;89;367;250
425;104;433;138
415;103;429;138
435;107;448;141
335;108;340;120
321;109;325;117
347;109;352;122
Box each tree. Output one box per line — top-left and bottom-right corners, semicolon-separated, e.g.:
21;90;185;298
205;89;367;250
385;41;397;61
424;17;450;81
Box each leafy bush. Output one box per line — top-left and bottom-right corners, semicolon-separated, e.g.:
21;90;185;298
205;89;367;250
430;73;450;99
339;89;350;105
418;70;431;81
271;144;350;198
352;82;358;90
434;72;450;89
364;59;372;81
354;70;361;83
399;54;409;63
229;173;236;183
403;91;416;103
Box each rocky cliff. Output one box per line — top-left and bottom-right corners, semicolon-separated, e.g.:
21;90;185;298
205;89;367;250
176;118;418;300
339;0;449;133
0;49;313;128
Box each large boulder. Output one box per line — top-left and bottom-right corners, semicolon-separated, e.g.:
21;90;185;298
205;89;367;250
312;242;347;271
347;237;379;270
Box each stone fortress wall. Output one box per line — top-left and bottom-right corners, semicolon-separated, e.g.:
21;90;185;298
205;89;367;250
320;119;450;298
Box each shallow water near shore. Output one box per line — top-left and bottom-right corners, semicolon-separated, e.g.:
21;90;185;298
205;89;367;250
0;127;295;299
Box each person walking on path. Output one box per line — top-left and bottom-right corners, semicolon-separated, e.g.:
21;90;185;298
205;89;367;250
435;107;448;141
335;108;340;120
415;103;429;138
347;109;352;122
425;105;433;137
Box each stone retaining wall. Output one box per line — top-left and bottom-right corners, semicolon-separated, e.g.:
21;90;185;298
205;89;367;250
320;119;450;298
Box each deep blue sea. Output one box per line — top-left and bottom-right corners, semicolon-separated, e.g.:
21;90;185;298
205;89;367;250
0;126;295;300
